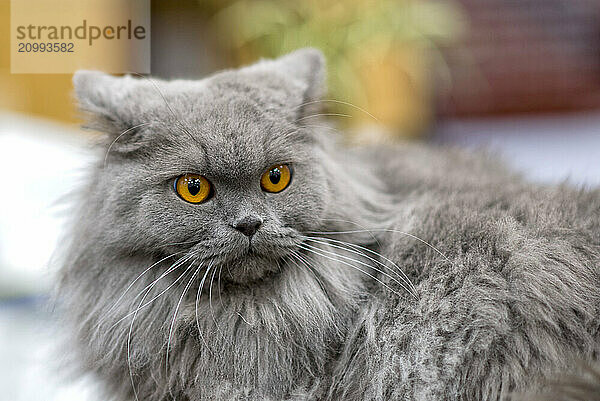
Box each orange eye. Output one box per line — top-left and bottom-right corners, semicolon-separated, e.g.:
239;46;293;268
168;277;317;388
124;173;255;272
175;174;212;204
260;164;292;193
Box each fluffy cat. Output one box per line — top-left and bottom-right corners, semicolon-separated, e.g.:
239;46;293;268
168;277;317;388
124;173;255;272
56;48;600;400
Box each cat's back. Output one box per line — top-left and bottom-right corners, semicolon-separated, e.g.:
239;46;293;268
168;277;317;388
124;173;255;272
330;141;600;400
361;141;599;241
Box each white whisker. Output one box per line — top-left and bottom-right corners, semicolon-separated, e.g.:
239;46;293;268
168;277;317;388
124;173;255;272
289;251;327;294
291;98;380;123
208;266;231;345
111;252;197;330
306;228;451;262
298;244;404;298
165;258;203;375
195;261;215;354
125;252;196;401
103;122;154;168
301;242;415;299
98;252;184;327
303;236;417;297
296;112;352;123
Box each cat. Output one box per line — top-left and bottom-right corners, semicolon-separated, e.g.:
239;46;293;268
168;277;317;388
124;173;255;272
55;48;600;400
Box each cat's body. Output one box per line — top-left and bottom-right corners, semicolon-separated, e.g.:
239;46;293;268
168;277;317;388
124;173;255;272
57;49;600;400
331;145;600;400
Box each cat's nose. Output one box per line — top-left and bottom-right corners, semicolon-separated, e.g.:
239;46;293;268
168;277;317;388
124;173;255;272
233;216;263;237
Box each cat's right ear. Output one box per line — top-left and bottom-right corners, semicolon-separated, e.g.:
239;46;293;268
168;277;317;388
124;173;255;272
271;48;326;106
239;48;327;122
73;71;149;151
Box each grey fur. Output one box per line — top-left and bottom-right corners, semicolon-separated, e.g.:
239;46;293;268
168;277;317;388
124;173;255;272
516;362;600;401
56;48;600;400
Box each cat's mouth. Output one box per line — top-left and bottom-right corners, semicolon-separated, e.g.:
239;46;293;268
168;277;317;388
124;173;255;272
188;232;301;283
219;250;290;284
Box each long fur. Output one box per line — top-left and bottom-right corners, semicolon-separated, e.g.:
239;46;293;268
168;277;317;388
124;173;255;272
55;49;600;400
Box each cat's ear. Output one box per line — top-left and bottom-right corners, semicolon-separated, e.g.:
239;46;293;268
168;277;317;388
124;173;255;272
271;48;326;105
240;48;326;117
73;71;150;151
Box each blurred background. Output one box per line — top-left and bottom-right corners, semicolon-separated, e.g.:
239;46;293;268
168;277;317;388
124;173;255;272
1;0;599;399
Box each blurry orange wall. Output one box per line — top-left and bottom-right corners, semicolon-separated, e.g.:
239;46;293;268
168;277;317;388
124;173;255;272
0;0;129;123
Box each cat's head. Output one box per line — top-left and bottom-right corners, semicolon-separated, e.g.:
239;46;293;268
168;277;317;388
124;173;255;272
66;49;389;397
73;49;347;283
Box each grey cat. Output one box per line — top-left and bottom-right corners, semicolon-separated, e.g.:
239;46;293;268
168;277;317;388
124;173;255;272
56;48;600;400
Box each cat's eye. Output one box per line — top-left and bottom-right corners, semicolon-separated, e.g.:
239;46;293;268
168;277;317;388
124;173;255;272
260;164;292;193
175;174;212;204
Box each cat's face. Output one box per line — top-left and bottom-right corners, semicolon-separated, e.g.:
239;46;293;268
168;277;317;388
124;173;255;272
66;50;375;397
74;49;330;282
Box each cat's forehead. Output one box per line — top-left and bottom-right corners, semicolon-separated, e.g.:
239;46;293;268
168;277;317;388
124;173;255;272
155;78;306;178
163;70;301;120
73;49;325;175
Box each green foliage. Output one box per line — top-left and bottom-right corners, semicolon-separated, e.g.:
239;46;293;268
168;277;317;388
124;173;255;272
207;0;465;127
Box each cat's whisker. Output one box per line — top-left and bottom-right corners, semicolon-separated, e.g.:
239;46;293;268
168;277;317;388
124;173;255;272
127;255;197;337
195;261;215;354
127;286;146;401
299;124;340;136
300;243;414;299
124;252;197;401
319;218;381;246
305;237;417;298
288;251;328;296
225;264;234;280
291;98;380;124
306;228;451;263
289;251;322;289
298;244;404;299
235;308;252;327
207;266;235;347
216;264;228;321
103;122;154;168
165;258;203;375
208;266;225;340
294;251;360;300
98;251;184;328
296;112;352;123
110;252;198;330
302;235;417;295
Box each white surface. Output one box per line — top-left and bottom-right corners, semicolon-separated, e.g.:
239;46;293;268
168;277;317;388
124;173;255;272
435;112;600;187
0;113;96;294
0;113;96;401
